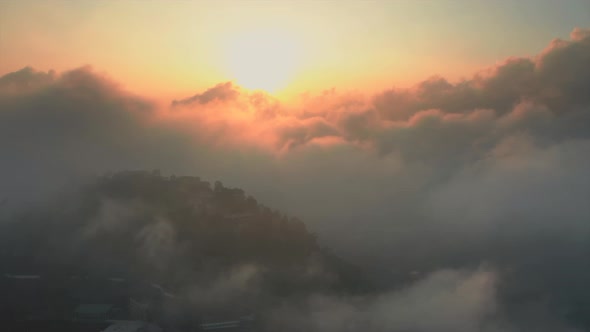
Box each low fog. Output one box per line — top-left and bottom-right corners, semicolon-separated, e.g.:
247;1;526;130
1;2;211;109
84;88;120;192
1;28;590;331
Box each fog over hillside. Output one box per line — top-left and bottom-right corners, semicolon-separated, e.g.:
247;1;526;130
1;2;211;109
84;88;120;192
1;28;590;331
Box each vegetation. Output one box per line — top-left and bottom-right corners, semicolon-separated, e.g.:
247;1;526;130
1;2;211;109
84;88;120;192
1;170;365;298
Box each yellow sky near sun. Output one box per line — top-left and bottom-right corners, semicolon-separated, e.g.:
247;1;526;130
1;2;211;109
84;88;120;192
1;0;586;100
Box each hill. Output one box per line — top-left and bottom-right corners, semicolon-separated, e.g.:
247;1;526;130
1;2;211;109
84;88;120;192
0;170;365;326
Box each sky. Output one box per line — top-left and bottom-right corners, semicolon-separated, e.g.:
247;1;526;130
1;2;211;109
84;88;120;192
1;0;589;98
1;1;590;330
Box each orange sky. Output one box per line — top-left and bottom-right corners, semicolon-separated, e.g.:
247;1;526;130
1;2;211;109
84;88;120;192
1;0;588;101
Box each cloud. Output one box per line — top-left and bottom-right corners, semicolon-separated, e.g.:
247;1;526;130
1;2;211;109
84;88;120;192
274;117;340;151
0;66;56;93
184;264;262;312
267;268;568;332
171;82;240;106
373;28;590;121
0;66;200;205
1;27;590;329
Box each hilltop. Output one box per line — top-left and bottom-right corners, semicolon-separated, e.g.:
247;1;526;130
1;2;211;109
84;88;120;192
0;170;366;326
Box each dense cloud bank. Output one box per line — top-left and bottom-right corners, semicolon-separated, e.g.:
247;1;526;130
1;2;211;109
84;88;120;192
1;28;590;330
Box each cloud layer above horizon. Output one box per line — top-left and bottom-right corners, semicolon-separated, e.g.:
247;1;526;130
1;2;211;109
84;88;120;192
1;27;590;330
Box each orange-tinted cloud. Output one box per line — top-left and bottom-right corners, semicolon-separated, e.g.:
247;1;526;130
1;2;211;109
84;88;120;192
171;82;240;106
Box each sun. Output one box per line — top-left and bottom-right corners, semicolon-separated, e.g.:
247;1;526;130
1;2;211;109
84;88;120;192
222;28;302;93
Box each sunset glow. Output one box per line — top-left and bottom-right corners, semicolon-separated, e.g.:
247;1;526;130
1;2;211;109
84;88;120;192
222;28;303;92
1;1;590;330
2;0;586;99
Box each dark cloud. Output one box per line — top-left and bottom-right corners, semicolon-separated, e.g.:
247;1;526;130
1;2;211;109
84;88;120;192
0;66;55;93
373;28;590;121
0;66;198;205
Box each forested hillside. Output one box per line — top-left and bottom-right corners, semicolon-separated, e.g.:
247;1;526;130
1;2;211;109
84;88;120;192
1;170;364;299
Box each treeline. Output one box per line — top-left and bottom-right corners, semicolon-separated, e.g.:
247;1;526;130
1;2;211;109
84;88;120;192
0;170;365;296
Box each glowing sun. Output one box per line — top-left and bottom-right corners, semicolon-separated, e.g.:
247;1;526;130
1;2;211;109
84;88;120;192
223;29;302;93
